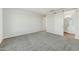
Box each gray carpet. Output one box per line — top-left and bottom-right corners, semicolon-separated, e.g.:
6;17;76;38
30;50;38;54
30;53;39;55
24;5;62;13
0;31;79;51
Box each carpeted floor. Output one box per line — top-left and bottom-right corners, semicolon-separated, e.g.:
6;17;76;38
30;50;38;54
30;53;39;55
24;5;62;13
0;31;79;51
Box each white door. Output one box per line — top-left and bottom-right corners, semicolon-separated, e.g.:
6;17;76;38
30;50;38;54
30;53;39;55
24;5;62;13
47;12;64;36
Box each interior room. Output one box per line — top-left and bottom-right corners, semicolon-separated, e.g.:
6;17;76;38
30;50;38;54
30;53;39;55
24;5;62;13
0;8;79;51
64;10;75;39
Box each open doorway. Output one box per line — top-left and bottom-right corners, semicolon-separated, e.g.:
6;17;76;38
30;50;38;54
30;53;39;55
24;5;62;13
64;10;75;39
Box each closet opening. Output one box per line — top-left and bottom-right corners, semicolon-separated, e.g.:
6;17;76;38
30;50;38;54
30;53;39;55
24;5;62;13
64;10;75;39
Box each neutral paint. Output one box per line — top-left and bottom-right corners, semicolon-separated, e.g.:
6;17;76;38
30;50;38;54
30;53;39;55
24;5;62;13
46;14;55;34
3;8;43;38
75;9;79;39
42;16;46;31
47;12;64;36
0;8;3;43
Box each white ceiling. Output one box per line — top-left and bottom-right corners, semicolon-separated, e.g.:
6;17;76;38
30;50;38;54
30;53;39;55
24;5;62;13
21;8;76;16
21;8;60;15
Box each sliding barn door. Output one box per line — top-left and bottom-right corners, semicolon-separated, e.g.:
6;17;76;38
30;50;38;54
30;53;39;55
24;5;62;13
47;12;64;36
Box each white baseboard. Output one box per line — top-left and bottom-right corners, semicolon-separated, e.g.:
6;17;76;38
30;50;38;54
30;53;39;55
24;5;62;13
3;30;43;39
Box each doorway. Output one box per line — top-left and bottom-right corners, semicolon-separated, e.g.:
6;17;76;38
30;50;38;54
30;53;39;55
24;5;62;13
64;11;75;39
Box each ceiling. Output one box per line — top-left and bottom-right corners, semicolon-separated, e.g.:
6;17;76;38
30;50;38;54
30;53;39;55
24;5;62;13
21;8;76;16
21;8;60;15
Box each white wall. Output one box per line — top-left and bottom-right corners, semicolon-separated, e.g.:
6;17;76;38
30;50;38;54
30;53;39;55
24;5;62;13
42;16;46;31
75;9;79;39
46;14;55;33
3;8;43;38
0;8;3;43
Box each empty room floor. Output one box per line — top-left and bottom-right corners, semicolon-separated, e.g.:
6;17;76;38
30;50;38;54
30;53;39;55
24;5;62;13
0;31;79;51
